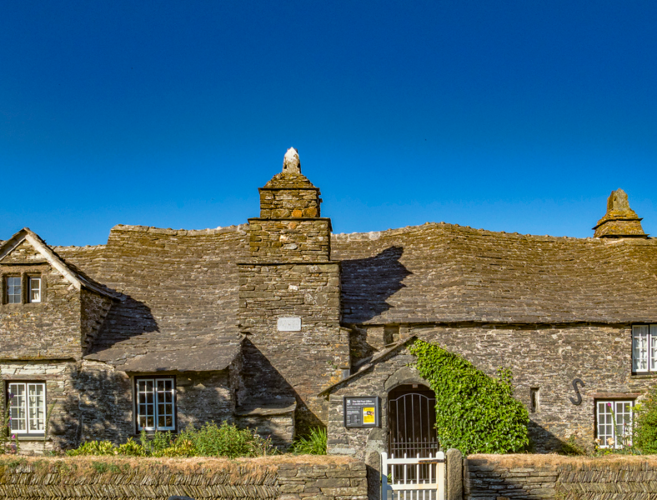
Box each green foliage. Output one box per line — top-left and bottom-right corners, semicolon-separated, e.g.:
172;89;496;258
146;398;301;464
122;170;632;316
177;421;273;458
291;427;327;455
67;440;117;456
67;421;275;458
560;436;586;456
633;385;657;454
91;461;109;473
117;437;146;456
409;339;529;454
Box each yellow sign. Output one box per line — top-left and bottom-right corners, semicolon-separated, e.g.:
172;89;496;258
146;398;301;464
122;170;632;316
362;407;375;424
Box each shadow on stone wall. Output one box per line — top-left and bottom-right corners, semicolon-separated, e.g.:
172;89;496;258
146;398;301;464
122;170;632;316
340;246;411;323
528;420;573;454
87;297;159;353
47;366;133;451
240;338;324;437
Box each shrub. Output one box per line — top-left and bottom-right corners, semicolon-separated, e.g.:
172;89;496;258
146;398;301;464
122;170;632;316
178;421;273;458
67;421;275;458
67;440;117;456
410;339;529;454
633;385;657;454
292;427;327;455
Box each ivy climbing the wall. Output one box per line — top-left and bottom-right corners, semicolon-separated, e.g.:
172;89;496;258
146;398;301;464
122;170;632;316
409;339;529;454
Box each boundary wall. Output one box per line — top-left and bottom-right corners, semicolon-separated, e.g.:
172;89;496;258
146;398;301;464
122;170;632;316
464;454;657;500
0;455;367;500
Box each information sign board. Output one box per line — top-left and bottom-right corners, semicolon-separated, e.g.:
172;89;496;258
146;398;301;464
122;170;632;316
343;396;380;428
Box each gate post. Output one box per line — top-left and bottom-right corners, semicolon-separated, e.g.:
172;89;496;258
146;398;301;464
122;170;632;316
381;452;390;500
446;448;463;500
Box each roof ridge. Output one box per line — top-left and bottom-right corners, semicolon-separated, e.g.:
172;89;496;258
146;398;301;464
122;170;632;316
110;223;248;236
53;244;106;251
332;221;655;243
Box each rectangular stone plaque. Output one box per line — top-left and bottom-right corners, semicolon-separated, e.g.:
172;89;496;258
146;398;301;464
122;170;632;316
277;317;302;332
343;396;380;428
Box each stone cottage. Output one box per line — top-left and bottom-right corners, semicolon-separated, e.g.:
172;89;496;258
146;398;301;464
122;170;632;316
1;149;656;466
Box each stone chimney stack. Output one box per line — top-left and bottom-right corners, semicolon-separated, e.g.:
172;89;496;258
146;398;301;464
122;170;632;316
238;148;348;434
250;147;330;262
593;189;648;238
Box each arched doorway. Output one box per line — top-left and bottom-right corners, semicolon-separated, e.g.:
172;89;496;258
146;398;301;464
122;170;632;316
388;384;438;458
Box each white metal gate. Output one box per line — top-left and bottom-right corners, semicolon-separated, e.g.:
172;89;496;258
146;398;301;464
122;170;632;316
381;451;445;500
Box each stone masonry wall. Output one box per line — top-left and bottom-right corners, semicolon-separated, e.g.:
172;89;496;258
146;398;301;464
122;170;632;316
259;187;321;219
327;345;422;471
411;324;655;452
0;359;242;454
0;361;79;452
465;454;657;500
239;262;349;431
176;370;237;429
248;219;332;263
0;455;367;500
1;257;83;360
75;361;134;445
329;324;656;463
77;361;240;445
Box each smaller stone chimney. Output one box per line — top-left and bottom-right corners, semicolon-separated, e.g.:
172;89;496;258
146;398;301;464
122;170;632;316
593;189;648;238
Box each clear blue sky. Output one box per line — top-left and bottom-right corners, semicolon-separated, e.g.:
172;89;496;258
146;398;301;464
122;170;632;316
1;1;656;246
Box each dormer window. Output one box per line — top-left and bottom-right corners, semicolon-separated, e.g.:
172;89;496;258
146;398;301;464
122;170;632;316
6;277;21;304
28;276;41;303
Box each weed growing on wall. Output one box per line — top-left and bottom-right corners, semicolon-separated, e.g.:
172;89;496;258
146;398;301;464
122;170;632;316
633;384;657;454
410;339;529;454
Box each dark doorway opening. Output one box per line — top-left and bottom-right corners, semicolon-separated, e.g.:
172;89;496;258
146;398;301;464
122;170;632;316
388;384;438;458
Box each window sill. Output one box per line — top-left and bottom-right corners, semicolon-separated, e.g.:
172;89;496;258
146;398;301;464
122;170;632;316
12;435;50;441
631;373;657;379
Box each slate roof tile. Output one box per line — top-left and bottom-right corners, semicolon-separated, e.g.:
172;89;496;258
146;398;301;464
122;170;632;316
46;220;657;371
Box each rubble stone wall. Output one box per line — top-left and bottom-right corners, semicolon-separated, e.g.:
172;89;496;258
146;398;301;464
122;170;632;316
0;256;83;360
465;454;657;500
259;187;321;219
0;455;367;500
239;261;348;431
248;219;331;262
411;323;653;452
0;361;79;452
329;324;654;467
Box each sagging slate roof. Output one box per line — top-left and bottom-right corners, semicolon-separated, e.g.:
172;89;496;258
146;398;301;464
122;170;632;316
333;223;657;325
45;219;657;370
55;224;248;371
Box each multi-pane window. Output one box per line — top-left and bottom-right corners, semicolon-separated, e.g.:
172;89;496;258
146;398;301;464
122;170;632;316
135;378;175;431
597;400;633;449
6;277;22;304
7;382;46;435
28;277;41;303
632;325;657;372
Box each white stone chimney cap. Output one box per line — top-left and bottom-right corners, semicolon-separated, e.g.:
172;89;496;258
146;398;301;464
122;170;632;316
282;147;301;174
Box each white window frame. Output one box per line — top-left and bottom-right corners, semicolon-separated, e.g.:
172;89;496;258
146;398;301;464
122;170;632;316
6;277;22;304
632;325;657;373
28;276;41;303
135;377;176;432
7;382;46;435
596;400;634;449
